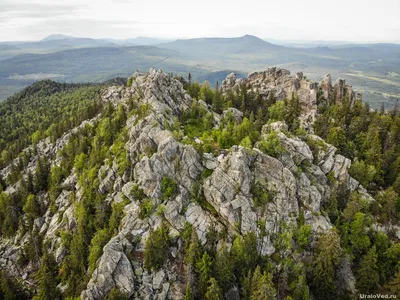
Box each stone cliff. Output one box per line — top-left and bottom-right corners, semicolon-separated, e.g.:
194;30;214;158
0;68;379;299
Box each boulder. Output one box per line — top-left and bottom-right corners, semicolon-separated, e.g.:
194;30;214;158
81;237;135;300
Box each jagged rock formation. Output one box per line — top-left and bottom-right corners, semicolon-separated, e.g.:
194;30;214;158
0;68;382;299
221;68;318;131
221;68;363;132
320;73;362;106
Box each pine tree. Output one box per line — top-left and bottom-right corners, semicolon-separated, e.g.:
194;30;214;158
383;271;400;296
242;266;276;300
349;212;371;255
185;227;202;295
255;108;264;131
183;283;194;300
214;244;234;292
188;73;192;86
205;278;222;300
311;229;342;299
231;233;258;278
285;93;301;131
144;224;171;271
365;126;382;169
185;227;202;266
357;246;379;292
196;252;213;295
250;266;276;300
23;194;40;220
212;82;223;114
34;248;60;300
34;157;50;193
0;271;30;300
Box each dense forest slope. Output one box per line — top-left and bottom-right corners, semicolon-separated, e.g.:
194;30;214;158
0;68;399;299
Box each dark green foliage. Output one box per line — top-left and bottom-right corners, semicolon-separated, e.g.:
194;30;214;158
258;131;284;158
212;82;223;114
18;229;44;266
23;194;41;220
34;157;50;193
285;93;301;131
311;230;342;299
251;181;270;207
357;246;379;292
144;224;171;271
0;81;102;169
348;212;371;256
108;198;130;235
184;227;202;267
0;271;30;300
105;288;129;300
130;184;146;200
201;169;213;180
231;232;259;278
139;199;154;219
199;82;215;105
289;262;309;300
383;271;400;296
296;224;312;250
195;252;213;295
34;248;60;300
205;278;222;300
183;283;194;300
49;166;64;206
375;188;399;224
190;183;218;217
0;192;20;237
268;100;285;121
214;244;234;292
315;96;400;197
349;160;376;188
88;229;110;274
0;175;5;192
242;266;276;300
161;176;178;200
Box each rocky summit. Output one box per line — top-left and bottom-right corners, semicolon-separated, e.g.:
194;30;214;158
0;68;399;300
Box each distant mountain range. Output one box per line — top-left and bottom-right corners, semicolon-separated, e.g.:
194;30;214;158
160;35;281;54
1;34;173;50
0;34;399;107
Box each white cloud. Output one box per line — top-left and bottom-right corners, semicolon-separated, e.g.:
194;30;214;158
0;0;399;42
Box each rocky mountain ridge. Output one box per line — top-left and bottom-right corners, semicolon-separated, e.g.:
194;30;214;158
0;68;397;299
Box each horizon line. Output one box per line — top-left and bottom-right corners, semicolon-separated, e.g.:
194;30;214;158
1;33;400;45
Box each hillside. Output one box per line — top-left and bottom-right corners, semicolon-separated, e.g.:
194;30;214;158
160;35;281;55
1;35;399;107
0;46;202;101
0;67;399;299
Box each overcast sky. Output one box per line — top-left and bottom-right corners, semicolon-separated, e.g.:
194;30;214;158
1;0;399;42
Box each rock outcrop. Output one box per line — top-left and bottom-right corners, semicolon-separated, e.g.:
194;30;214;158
320;73;362;107
221;68;363;132
221;67;318;131
0;68;374;299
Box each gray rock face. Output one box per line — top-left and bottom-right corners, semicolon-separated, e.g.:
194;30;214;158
223;107;243;123
337;255;356;296
320;74;359;107
98;163;117;194
81;237;135;300
320;74;332;98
